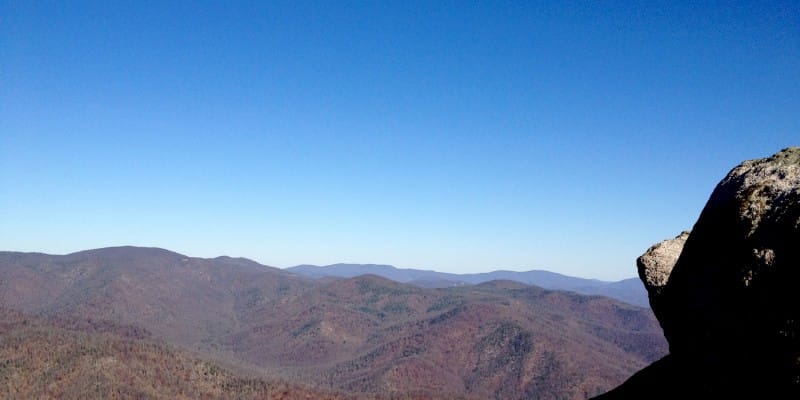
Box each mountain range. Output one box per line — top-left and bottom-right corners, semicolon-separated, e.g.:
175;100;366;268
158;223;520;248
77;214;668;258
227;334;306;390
287;263;648;307
0;246;666;399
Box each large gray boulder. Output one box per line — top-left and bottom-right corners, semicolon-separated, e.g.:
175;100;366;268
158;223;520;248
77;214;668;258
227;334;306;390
595;147;800;398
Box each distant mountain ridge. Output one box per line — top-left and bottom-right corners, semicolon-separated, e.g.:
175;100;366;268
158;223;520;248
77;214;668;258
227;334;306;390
0;246;666;399
287;263;649;307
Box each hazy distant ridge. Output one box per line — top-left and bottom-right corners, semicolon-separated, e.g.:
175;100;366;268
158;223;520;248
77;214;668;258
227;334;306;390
287;263;649;307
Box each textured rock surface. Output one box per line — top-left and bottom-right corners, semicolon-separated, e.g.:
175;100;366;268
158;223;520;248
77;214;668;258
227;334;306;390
636;231;689;317
595;147;800;399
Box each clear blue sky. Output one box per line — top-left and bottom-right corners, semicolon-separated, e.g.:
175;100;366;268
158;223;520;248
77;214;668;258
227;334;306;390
1;1;797;280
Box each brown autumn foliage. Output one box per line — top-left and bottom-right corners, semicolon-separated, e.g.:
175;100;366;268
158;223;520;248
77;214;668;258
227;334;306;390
0;307;359;400
0;248;667;399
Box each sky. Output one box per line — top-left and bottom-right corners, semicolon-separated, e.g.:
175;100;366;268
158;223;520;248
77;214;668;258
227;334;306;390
1;1;798;280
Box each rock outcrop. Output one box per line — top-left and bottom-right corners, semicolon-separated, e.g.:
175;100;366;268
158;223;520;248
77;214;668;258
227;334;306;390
636;231;689;318
595;147;800;399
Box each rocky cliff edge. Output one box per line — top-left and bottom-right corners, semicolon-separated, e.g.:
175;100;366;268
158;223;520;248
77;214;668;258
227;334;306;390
595;147;800;398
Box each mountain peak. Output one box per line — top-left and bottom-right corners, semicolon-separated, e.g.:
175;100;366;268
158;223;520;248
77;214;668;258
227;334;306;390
66;246;187;259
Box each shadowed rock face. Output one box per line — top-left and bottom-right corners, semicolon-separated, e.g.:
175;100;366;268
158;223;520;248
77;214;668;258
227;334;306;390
595;147;800;399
